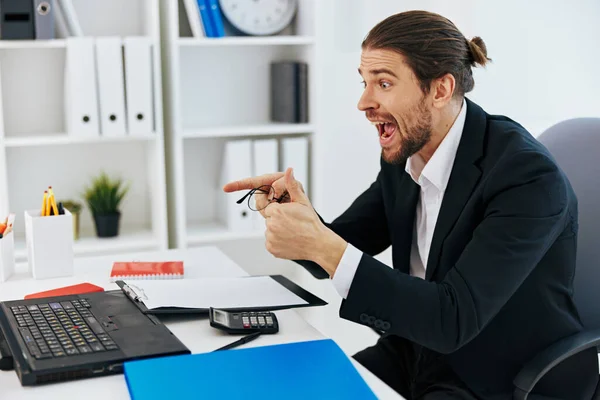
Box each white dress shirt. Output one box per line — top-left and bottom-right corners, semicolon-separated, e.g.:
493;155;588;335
332;100;468;298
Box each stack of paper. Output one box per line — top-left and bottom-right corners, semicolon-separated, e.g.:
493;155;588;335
122;276;311;312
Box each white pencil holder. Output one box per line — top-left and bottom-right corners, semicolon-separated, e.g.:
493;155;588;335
0;230;15;282
24;209;74;279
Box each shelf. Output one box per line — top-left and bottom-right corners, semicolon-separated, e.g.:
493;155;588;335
2;133;157;147
178;36;315;47
0;39;66;50
182;124;314;139
14;227;159;261
187;222;264;246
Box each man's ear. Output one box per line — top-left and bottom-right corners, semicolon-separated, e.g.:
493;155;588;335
431;73;456;109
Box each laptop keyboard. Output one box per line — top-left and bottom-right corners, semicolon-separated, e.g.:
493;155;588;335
10;299;119;360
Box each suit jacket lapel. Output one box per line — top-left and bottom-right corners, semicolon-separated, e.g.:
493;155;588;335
425;98;487;281
393;169;420;274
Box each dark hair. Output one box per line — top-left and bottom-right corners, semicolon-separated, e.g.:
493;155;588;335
362;10;491;97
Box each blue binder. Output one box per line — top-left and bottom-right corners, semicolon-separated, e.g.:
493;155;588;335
123;339;377;400
196;0;215;37
207;0;225;37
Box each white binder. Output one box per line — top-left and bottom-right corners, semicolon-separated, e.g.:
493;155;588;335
123;37;154;135
95;37;127;136
64;37;99;137
56;0;83;36
281;137;310;198
252;139;278;230
218;140;254;233
182;0;205;38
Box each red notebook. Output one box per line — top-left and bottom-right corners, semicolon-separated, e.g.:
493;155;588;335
110;261;184;282
24;283;105;299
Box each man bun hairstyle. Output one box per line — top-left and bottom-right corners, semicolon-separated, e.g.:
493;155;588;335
362;10;492;97
468;36;491;68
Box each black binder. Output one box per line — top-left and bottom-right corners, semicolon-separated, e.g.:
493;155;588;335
0;0;35;40
270;61;309;123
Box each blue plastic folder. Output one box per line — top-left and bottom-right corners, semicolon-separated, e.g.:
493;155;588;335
123;339;377;400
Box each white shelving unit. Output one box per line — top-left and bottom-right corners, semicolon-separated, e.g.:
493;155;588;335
0;0;169;261
160;0;318;249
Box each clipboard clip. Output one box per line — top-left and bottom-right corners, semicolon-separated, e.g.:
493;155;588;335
121;283;148;302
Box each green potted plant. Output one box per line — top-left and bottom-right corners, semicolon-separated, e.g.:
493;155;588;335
59;199;82;240
82;172;129;238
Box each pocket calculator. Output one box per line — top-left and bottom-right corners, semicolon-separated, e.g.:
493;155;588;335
209;308;279;334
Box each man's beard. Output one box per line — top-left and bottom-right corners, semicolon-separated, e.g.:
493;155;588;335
383;98;432;165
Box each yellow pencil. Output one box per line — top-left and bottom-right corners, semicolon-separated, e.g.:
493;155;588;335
50;195;58;216
46;194;52;216
41;190;48;217
48;186;59;216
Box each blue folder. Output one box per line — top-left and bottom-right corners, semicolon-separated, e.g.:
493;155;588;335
123;339;377;400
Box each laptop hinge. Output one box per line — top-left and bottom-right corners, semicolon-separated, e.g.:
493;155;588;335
0;325;14;371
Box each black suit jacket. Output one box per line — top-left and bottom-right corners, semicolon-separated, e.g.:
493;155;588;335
297;98;584;397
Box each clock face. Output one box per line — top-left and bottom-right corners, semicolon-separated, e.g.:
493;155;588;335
219;0;298;36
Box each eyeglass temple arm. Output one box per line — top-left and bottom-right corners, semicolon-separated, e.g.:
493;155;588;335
236;187;272;204
236;190;254;204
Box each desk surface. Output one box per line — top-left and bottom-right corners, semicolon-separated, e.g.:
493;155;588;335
0;247;402;399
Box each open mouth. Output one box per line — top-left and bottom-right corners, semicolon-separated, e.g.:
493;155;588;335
372;121;398;142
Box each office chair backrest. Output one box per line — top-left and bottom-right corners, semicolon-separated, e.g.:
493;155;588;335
537;118;600;330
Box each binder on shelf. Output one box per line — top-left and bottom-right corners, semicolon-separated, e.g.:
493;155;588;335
0;0;35;40
218;139;254;233
64;37;100;137
252;139;278;230
281;137;309;197
95;37;127;136
123;37;154;135
52;0;69;38
197;0;216;37
33;0;55;40
182;0;205;38
56;0;82;36
297;62;309;123
206;0;225;37
270;62;309;123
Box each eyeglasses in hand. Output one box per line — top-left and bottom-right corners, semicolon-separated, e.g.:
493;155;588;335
236;185;290;211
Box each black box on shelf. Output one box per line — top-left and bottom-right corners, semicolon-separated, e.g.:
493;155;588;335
270;61;308;124
0;0;35;40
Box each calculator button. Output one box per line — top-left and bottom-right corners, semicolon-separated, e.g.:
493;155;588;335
258;317;266;327
266;317;274;326
250;317;258;327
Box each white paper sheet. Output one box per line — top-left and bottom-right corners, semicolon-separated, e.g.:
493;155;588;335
123;276;309;310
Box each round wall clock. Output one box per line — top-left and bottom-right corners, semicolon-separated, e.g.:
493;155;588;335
219;0;298;36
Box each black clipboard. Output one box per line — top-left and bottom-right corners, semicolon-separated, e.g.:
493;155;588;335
116;275;327;315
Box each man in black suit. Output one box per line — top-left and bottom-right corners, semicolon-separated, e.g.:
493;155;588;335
223;11;596;400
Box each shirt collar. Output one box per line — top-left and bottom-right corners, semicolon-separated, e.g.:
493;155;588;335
405;99;467;191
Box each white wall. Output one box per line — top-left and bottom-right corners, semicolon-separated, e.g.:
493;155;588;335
313;0;600;225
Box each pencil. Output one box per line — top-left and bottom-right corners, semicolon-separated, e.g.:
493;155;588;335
41;190;48;217
48;186;59;216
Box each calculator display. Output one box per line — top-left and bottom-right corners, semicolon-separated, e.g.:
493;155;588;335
213;309;228;325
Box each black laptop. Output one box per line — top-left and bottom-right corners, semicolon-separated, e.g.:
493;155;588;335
0;288;190;386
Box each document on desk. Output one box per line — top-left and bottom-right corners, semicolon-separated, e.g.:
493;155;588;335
121;275;321;313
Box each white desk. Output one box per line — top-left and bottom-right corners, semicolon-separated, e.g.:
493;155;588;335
0;246;402;400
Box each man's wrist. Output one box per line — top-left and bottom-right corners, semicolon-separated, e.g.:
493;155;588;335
313;228;347;277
